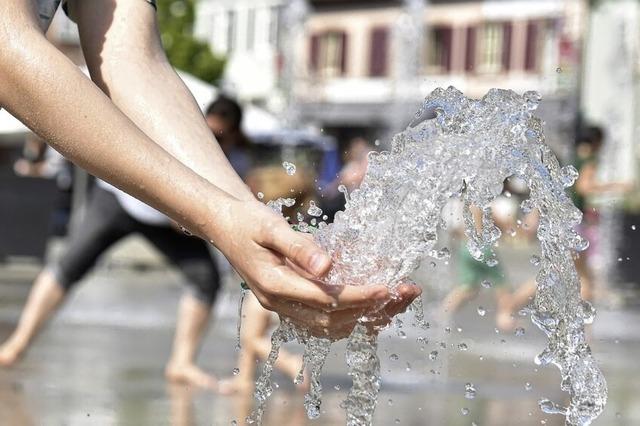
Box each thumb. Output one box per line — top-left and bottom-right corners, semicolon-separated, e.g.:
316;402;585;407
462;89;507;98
264;222;331;277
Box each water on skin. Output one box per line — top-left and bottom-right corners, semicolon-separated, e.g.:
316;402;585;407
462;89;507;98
251;87;606;426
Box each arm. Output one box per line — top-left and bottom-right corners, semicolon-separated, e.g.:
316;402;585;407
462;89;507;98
576;163;633;196
0;0;419;335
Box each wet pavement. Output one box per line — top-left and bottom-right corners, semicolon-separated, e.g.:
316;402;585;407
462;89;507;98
0;238;639;425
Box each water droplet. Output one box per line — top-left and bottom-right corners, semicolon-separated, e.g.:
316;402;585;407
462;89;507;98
461;407;470;416
307;200;323;217
560;165;579;187
485;258;498;267
530;255;541;266
389;353;399;361
515;327;525;336
539;398;566;415
520;198;535;213
233;367;240;376
322;215;328;220
556;67;562;73
458;343;469;351
525;382;532;391
523;91;542;111
429;350;438;361
334;384;341;390
282;161;296;175
180;226;193;236
481;279;492;289
405;362;411;372
632;225;637;231
444;327;451;334
257;192;264;199
477;306;486;317
464;382;476;399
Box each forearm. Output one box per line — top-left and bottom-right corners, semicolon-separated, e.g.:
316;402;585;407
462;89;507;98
73;0;254;202
0;24;232;238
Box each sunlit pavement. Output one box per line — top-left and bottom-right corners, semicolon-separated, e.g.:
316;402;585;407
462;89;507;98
0;240;639;426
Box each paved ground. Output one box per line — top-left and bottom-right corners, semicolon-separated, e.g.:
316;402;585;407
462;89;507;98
0;237;639;426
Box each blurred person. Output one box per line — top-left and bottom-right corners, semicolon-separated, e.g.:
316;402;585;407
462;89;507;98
439;197;515;330
0;181;223;389
504;125;634;317
0;1;419;338
217;293;307;396
572;126;633;301
205;95;253;180
217;162;312;397
321;137;372;221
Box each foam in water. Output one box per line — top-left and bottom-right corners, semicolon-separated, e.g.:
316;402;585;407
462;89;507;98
248;87;607;426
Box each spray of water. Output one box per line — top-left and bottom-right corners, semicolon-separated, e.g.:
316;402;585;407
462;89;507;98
248;87;607;426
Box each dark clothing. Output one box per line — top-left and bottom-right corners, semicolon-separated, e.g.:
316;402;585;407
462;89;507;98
51;186;220;305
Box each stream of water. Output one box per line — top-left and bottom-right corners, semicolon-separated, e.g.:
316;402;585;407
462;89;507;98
248;87;607;426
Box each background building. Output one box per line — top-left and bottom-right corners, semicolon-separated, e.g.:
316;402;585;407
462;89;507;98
195;0;587;159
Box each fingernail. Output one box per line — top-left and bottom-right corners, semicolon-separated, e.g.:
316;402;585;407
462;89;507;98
309;253;329;276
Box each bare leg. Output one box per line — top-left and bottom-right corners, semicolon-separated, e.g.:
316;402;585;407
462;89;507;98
495;287;516;331
167;383;196;426
0;269;65;366
440;287;478;315
165;294;217;389
575;255;594;302
218;293;306;395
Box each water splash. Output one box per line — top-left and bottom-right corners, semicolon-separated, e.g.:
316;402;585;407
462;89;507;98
251;87;606;426
236;287;248;350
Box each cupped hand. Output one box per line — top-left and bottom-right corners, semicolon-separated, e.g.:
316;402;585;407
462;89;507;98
208;199;421;339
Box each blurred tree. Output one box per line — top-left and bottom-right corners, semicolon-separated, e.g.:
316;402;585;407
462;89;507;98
156;0;226;84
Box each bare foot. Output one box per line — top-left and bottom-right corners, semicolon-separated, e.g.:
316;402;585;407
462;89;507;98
217;376;255;396
165;363;218;390
0;341;24;367
293;370;310;394
496;309;516;332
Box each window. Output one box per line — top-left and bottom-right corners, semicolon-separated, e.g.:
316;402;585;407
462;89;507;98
369;27;389;77
227;10;236;53
525;20;540;71
474;22;512;74
246;9;256;51
310;31;348;78
425;26;452;73
269;6;282;49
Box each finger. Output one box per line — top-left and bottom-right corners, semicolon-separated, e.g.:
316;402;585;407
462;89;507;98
261;264;390;311
260;220;331;278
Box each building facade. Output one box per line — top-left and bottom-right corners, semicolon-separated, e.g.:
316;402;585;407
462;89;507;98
195;0;286;103
301;0;587;155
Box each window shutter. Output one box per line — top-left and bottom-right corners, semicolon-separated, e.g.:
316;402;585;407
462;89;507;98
443;27;453;72
525;21;538;71
369;27;389;77
310;33;320;72
340;31;348;75
502;22;512;71
465;26;476;72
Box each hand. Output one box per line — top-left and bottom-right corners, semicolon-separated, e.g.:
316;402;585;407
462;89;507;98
291;282;423;339
208;199;421;338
